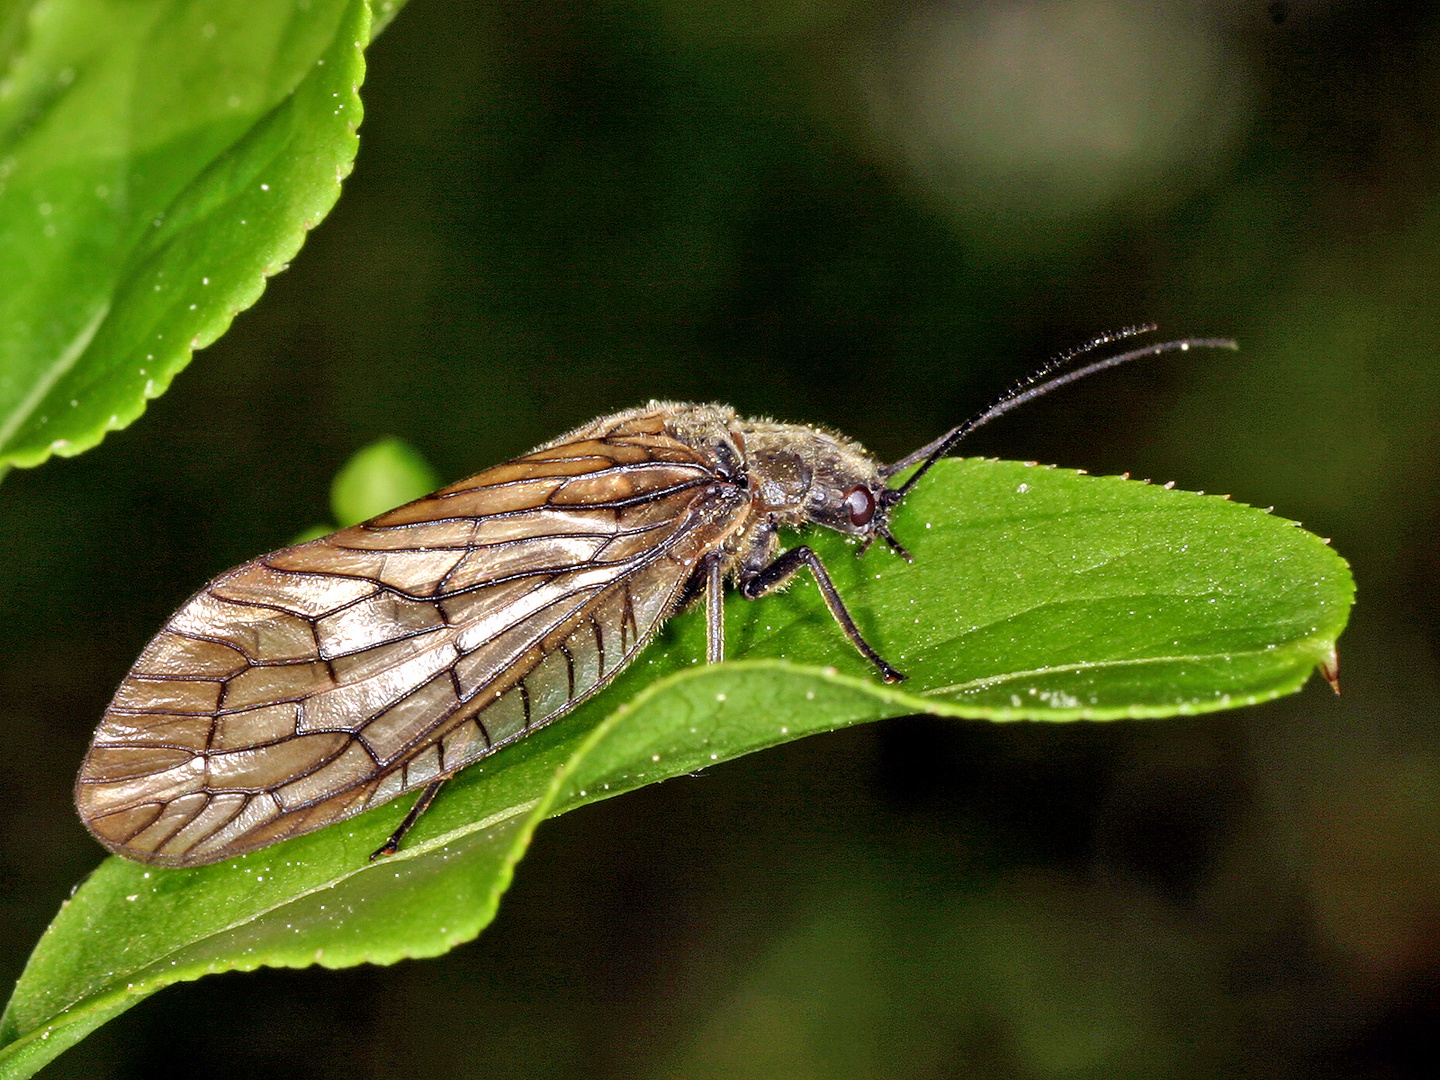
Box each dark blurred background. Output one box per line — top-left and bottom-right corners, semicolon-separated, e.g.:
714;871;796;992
3;0;1439;1076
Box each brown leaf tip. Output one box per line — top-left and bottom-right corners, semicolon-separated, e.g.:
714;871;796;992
1320;649;1341;694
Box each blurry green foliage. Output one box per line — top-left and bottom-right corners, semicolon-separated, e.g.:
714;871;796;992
287;434;438;542
329;434;438;525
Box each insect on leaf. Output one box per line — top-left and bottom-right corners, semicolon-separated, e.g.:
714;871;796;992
72;338;1316;871
2;456;1353;1079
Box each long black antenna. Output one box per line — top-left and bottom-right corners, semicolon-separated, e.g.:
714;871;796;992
880;330;1238;499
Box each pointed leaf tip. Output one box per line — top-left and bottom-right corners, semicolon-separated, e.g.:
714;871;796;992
1321;649;1341;694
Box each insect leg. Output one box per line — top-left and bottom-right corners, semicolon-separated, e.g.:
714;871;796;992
370;777;448;860
739;546;905;684
705;555;725;664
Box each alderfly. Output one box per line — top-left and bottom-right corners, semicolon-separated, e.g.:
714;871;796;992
76;328;1235;866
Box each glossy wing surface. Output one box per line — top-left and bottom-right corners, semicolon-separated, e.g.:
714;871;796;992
77;415;743;866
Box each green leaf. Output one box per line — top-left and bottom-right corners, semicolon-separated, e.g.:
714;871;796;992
330;436;441;526
292;435;441;543
0;0;370;469
0;459;1353;1077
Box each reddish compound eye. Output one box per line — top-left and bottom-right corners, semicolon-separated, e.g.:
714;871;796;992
844;485;875;526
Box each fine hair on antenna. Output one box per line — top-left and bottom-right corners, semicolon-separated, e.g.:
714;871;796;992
879;327;1239;500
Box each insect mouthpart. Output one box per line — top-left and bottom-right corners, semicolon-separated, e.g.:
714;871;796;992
76;330;1236;867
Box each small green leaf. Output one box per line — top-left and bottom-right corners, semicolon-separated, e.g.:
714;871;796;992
291;437;439;542
330;436;441;527
0;459;1353;1077
0;0;370;469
